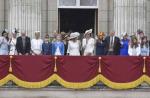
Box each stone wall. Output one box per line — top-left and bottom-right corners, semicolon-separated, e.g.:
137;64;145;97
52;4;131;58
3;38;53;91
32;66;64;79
1;0;150;38
146;0;150;39
0;0;4;33
48;0;58;34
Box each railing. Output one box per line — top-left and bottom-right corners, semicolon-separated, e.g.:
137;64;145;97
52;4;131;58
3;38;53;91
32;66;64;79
0;56;150;90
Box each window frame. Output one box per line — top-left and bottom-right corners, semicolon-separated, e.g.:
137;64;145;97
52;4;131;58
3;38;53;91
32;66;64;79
57;0;99;9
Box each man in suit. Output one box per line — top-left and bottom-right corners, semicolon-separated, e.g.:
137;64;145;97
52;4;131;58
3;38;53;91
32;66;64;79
16;31;31;55
104;31;121;55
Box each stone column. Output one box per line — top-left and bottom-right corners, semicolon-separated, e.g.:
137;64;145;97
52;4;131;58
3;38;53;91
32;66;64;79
48;0;58;33
113;0;146;37
98;0;109;34
146;0;150;39
0;0;4;33
41;0;48;38
7;0;42;38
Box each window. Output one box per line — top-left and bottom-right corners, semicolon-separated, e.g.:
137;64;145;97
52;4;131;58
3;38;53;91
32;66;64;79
58;0;98;8
80;0;97;6
59;0;76;6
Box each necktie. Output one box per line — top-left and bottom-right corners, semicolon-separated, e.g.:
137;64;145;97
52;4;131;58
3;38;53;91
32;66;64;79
110;37;113;48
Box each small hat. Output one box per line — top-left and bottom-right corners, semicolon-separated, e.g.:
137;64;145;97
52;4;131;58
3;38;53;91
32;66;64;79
122;32;128;37
11;29;18;34
131;35;138;40
2;29;8;35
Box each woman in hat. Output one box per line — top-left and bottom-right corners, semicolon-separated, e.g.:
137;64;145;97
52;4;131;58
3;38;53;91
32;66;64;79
0;30;9;55
9;30;18;55
52;34;64;56
96;32;105;56
82;29;95;56
140;36;149;56
128;36;141;56
67;32;81;56
120;32;129;56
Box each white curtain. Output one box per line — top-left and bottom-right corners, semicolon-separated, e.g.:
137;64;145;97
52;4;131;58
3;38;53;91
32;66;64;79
114;0;146;37
8;0;41;38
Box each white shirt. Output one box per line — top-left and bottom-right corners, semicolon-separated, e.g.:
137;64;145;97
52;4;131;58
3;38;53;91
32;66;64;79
9;38;17;55
141;45;149;56
31;39;43;55
55;46;61;56
67;40;80;56
82;38;95;56
128;44;141;56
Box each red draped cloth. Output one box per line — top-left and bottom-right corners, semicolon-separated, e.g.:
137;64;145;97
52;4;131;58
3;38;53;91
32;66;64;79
146;57;150;77
101;56;143;83
56;56;99;82
0;56;149;89
0;56;9;80
12;56;55;82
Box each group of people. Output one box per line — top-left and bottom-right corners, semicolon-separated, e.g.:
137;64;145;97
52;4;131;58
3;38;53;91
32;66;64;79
0;29;150;56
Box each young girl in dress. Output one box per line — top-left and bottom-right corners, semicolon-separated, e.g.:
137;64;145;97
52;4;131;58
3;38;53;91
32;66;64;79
128;36;141;56
140;36;149;56
52;34;65;56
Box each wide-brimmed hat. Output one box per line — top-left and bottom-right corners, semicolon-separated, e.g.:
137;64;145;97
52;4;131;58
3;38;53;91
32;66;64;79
84;29;93;36
69;32;80;40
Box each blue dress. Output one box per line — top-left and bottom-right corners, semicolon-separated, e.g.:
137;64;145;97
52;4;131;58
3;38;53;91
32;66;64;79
120;39;129;56
52;41;65;56
0;37;9;55
42;42;52;55
96;40;105;56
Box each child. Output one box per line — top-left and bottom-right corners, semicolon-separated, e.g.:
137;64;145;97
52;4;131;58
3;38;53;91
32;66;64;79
42;34;52;55
52;34;65;56
140;36;149;56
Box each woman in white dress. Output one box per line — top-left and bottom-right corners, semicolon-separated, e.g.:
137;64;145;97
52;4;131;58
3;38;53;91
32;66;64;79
0;30;9;55
128;36;141;56
31;31;43;55
67;32;81;56
9;30;17;55
82;29;95;56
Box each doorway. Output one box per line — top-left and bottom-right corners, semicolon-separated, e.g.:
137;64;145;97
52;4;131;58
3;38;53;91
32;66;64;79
59;9;98;36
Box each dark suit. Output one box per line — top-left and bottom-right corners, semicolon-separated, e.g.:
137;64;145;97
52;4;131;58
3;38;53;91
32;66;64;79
104;36;121;55
16;36;31;55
